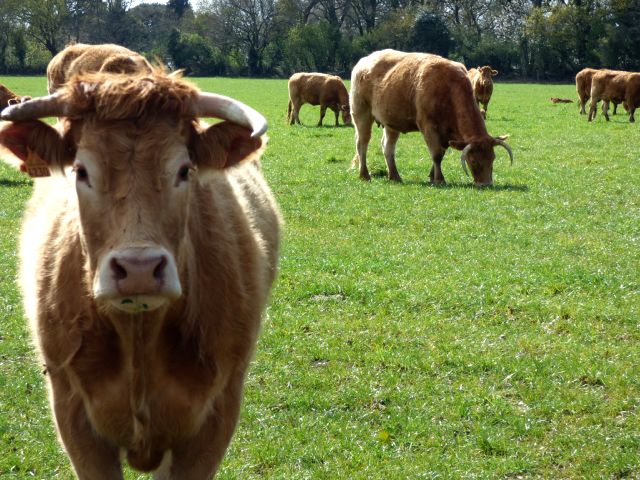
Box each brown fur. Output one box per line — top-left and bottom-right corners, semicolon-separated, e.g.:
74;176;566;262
576;68;621;115
0;84;30;110
287;72;351;126
576;68;599;114
0;55;281;478
47;43;153;93
468;66;498;117
350;49;510;186
551;97;574;103
589;70;640;122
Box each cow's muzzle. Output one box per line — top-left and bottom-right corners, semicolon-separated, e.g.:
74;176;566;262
94;247;182;313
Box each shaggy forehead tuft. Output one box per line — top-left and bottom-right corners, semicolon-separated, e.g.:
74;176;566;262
61;67;200;121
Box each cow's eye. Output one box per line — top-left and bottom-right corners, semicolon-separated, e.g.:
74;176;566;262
177;164;193;184
73;164;90;185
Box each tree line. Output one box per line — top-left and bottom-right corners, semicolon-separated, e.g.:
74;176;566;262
0;0;639;80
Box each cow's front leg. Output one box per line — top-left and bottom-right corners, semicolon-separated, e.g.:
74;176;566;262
318;105;327;126
162;373;245;480
382;127;402;182
602;100;610;121
629;107;636;123
422;129;446;184
333;107;340;126
50;374;124;480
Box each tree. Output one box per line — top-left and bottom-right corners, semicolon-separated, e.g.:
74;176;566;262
168;0;192;18
408;10;454;57
20;0;70;56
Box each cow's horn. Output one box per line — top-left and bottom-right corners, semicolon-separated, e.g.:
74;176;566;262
0;92;73;121
495;138;514;165
193;92;267;138
460;144;472;176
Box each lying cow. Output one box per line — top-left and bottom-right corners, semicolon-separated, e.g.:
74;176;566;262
468;65;498;118
350;49;513;186
0;49;281;478
0;83;31;110
47;42;153;93
287;72;351;126
589;69;640;122
576;67;619;115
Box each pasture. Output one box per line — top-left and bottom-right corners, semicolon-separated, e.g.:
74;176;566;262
0;76;638;479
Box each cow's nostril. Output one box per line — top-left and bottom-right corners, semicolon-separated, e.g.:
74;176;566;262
153;256;167;280
111;258;128;280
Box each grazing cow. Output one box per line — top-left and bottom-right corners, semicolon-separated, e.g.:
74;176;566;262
287;72;351;126
589;70;640;122
47;42;153;93
0;84;31;110
576;68;620;115
0;57;281;477
350;49;513;186
468;65;498;118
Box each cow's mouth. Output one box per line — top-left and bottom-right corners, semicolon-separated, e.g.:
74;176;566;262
109;295;168;313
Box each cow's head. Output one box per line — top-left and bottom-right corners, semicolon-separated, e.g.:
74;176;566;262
478;66;498;80
449;136;513;186
0;73;267;314
341;104;352;125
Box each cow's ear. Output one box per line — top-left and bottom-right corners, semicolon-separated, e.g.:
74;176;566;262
0;121;74;175
449;140;467;151
192;121;265;170
492;70;498;76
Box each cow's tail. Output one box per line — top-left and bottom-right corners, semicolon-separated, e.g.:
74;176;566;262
287;100;292;124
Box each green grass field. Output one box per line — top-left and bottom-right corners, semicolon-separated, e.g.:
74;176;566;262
0;75;638;479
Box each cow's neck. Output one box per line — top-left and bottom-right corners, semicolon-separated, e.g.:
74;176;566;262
109;310;166;437
453;94;489;142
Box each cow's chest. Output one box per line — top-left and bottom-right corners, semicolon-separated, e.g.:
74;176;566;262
68;322;218;448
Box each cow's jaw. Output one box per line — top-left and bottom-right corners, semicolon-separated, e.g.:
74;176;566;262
93;246;182;313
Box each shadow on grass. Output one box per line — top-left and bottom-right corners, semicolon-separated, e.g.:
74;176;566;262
0;178;31;188
377;177;529;192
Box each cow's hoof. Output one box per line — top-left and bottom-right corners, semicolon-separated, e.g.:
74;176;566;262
359;173;371;182
389;175;402;182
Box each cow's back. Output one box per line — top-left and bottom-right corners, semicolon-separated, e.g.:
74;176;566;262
352;49;469;133
591;70;626;102
47;43;152;93
288;73;327;106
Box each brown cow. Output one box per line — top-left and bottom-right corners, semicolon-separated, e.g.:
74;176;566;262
350;50;513;186
47;42;153;93
468;65;498;118
287;72;351;126
576;67;619;115
0;54;281;477
589;70;640;122
0;84;31;110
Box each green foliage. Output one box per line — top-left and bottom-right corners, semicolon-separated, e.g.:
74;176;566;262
167;28;225;75
0;77;639;478
407;10;453;57
283;22;346;73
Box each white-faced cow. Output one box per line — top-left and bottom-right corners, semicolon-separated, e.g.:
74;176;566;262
468;65;498;118
287;72;351;126
350;49;513;186
0;49;281;478
589;69;640;123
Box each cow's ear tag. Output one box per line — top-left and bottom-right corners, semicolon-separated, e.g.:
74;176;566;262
24;148;51;178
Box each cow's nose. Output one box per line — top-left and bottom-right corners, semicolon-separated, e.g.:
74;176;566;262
110;253;167;295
